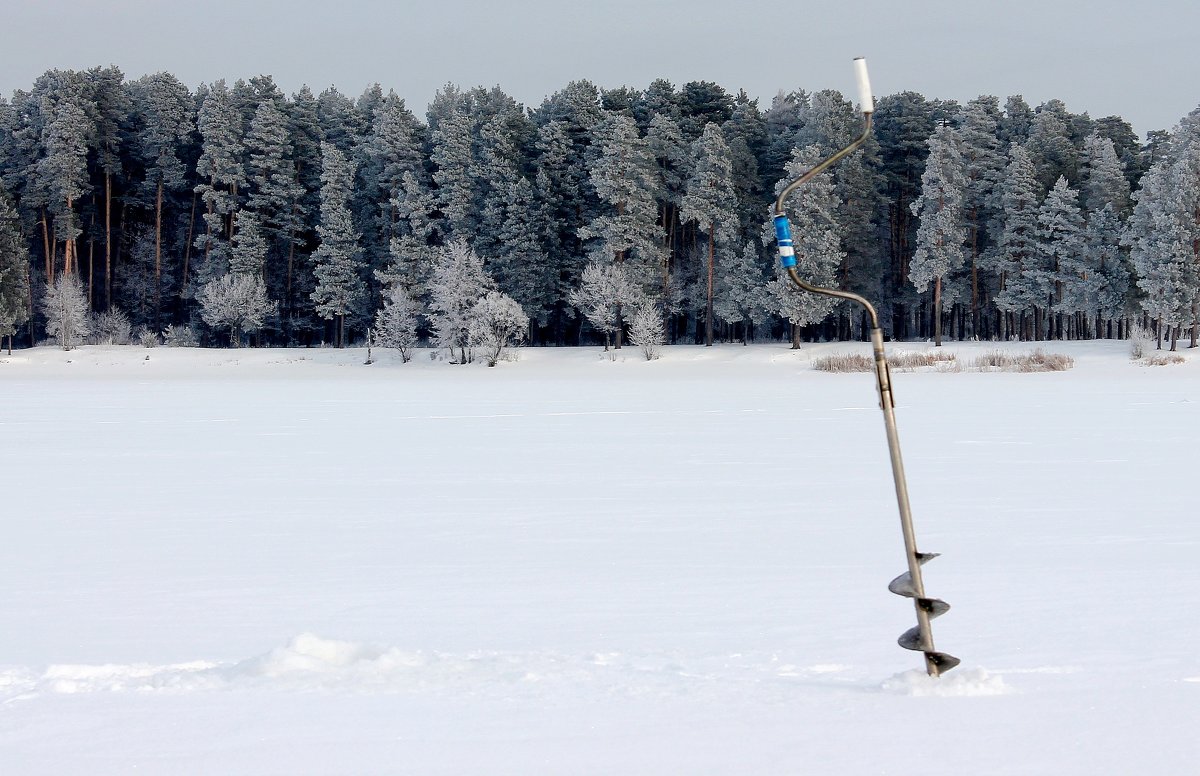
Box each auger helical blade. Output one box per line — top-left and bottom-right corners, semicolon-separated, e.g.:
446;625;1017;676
891;552;958;675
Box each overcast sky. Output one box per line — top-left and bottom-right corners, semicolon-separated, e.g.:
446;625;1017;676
4;0;1196;136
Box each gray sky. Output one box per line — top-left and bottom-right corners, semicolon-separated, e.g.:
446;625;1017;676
4;0;1196;136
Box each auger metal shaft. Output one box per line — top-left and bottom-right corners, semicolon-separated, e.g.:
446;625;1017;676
774;58;958;677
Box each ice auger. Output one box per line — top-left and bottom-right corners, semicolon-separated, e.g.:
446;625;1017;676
773;58;958;677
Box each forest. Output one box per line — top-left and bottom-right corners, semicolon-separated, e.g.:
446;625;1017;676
0;66;1197;354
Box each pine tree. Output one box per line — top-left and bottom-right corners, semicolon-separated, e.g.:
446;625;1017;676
991;145;1042;338
83;66;130;310
193;81;245;289
37;98;93;279
244;100;303;306
131;72;193;323
681;122;738;346
430;96;477;243
957;96;1006;336
579;113;665;298
1025;102;1079;193
909;123;968;345
713;241;770;343
765;146;845;347
1077;204;1130;337
1080;133;1131;216
0;191;30;352
311;142;366;347
1037;177;1086;339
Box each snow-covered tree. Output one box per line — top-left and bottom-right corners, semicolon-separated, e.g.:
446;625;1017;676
1037;176;1086;338
199;272;274;347
909;123;968;345
38;99;93;278
713;241;770;343
991;145;1043;338
193;81;245;288
43;273;91;350
470;290;529;367
1073;204;1130;336
765;145;845;347
311;142;366;347
957;96;1006;334
373;283;420;362
131;72;193;318
1080;133;1131;216
577;112;665;346
92;307;131;345
627;301;666;360
681;122;738;345
429;240;493;363
569;261;644;350
0;192;30;352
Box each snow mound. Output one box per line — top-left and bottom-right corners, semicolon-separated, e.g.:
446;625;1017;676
230;633;398;678
881;668;1012;697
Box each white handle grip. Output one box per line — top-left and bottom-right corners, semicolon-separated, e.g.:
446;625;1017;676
853;57;873;114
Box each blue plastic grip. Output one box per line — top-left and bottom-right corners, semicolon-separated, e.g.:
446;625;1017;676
773;214;796;269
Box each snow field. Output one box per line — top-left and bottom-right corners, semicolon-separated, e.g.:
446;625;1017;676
1;341;1198;774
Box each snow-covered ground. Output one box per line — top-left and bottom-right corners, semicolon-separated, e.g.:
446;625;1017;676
1;340;1197;774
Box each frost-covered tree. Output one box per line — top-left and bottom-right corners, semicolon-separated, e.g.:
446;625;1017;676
92;307;131;345
578;112;665;346
909;123;968;345
765;146;845;347
1025;102;1079;193
429;240;493;364
1127;112;1200;350
373;283;420;362
0;192;30;352
430;95;476;242
38;99;93;278
627;301;666;360
193;81;245;288
713;241;770;343
681;122;738;345
1071;204;1129;336
380;170;438;293
43;273;91;350
1037;177;1085;339
957;96;1006;334
311;142;366;347
131;72;193;318
470;290;529;367
991;145;1043;338
244;100;303;305
569;261;644;350
198;273;274;347
229;210;268;277
1080;133;1131;216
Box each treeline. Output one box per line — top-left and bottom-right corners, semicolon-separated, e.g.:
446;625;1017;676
0;65;1195;352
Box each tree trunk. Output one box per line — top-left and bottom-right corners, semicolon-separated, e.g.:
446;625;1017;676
184;190;198;296
705;223;715;347
105;172;113;311
41;208;53;285
155;178;164;325
64;196;76;276
933;276;943;346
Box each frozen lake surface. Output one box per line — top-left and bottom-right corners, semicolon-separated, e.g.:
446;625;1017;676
1;340;1197;774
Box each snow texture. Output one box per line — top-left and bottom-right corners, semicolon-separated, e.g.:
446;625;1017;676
1;341;1198;774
